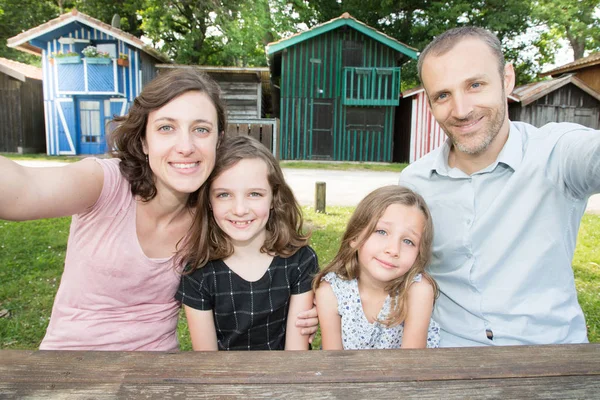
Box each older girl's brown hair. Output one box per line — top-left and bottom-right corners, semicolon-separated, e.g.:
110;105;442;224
179;135;309;271
313;185;438;326
108;68;227;207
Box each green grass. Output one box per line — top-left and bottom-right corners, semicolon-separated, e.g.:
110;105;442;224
1;153;83;162
2;210;599;350
2;153;407;172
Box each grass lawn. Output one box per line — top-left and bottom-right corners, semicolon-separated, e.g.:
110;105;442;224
1;209;599;350
2;152;406;173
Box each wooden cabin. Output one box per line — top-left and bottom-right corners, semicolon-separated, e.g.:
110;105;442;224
7;9;169;155
0;58;45;153
510;74;600;129
266;13;417;162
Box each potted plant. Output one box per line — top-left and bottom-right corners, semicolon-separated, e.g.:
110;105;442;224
82;46;111;65
117;53;129;67
52;51;81;65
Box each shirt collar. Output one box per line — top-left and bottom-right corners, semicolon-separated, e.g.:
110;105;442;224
429;121;524;177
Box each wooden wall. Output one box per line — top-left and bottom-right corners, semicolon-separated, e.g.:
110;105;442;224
0;73;45;153
509;84;600;129
575;67;600;94
214;73;262;120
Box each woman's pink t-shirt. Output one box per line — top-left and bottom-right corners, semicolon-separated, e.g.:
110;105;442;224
40;158;181;351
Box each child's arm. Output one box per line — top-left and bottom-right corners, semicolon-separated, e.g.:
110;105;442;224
285;291;314;350
314;282;343;350
183;305;219;351
401;279;435;349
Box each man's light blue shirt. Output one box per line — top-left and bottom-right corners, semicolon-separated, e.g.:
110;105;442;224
399;121;600;346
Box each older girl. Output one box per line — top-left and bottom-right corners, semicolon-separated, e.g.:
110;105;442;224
177;136;318;350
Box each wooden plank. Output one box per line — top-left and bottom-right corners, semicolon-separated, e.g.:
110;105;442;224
1;345;599;386
262;123;273;150
249;123;261;142
1;375;598;399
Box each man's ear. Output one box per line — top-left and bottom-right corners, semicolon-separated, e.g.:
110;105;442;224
504;63;516;96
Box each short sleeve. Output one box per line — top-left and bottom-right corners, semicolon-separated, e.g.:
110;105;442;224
175;266;213;310
290;246;319;295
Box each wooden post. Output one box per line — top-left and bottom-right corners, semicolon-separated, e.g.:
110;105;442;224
315;182;326;213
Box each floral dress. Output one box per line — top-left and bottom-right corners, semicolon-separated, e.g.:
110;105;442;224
322;272;440;349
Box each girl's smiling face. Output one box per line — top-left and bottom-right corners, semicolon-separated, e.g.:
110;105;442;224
143;90;220;201
209;158;273;249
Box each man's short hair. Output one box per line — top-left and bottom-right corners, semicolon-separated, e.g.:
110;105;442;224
417;26;506;81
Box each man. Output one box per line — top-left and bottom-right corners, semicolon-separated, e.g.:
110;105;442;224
399;26;600;346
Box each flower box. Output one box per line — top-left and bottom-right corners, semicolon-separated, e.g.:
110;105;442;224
85;57;112;65
55;55;82;64
117;58;129;67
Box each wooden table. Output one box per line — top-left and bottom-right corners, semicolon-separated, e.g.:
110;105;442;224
1;344;599;399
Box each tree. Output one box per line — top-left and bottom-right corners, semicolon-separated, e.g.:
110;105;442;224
532;0;600;62
0;0;60;64
298;0;534;87
74;0;145;37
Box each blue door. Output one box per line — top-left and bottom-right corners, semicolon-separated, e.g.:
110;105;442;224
77;98;106;154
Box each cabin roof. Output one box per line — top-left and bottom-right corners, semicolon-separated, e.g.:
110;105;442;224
0;57;42;81
266;13;418;60
7;9;169;62
511;74;600;106
540;52;600;77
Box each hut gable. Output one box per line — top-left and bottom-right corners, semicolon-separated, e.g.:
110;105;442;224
541;52;600;94
7;9;169;156
266;13;417;162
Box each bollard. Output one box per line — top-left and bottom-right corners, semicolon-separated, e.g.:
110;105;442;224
315;182;326;213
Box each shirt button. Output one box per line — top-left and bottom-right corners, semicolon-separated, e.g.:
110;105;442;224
466;219;471;224
466;253;472;258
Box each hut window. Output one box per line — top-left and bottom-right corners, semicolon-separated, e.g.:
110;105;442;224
346;107;385;132
80;101;102;143
342;40;363;67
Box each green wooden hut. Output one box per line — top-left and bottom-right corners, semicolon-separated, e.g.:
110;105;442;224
266;13;417;161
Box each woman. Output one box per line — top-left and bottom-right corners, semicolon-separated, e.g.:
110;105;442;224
0;69;317;351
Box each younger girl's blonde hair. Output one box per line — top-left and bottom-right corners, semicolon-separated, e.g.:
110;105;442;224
313;185;438;326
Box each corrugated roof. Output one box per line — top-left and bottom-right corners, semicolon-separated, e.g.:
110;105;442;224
511;74;600;106
7;9;169;62
0;57;42;81
266;12;418;60
541;52;600;77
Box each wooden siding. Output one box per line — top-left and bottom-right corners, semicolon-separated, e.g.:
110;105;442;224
0;73;45;152
279;28;399;161
573;67;600;94
509;84;600;129
215;74;262;119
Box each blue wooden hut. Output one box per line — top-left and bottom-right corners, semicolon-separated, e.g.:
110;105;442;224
266;13;417;162
7;9;169;155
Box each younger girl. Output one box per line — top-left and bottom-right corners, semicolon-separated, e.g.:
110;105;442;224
314;185;440;349
176;135;318;351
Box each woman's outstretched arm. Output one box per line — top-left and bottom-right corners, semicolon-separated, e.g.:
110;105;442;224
0;157;104;221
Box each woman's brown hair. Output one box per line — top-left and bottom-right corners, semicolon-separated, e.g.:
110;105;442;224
108;68;227;207
313;185;438;326
179;135;309;271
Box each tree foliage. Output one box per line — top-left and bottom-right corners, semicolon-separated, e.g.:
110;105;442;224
1;0;599;87
532;0;600;62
